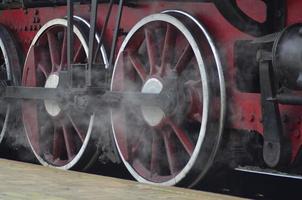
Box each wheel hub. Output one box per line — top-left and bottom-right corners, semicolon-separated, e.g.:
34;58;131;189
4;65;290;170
141;78;165;126
44;73;61;117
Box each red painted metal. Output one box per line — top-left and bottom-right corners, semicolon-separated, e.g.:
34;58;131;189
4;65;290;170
0;0;301;166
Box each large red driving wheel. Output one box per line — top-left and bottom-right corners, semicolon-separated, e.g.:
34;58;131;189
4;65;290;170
111;11;225;187
22;17;108;170
0;25;22;144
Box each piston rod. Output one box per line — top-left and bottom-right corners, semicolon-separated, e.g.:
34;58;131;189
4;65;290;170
268;94;302;105
1;85;175;114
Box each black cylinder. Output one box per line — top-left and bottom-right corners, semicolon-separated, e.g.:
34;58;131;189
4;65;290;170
273;23;302;90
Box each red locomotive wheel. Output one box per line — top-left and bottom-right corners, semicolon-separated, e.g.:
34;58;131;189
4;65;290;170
0;25;21;144
22;17;108;169
111;11;226;187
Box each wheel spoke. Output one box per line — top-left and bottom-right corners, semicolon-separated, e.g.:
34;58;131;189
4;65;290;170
185;80;203;123
67;113;85;143
160;24;176;75
166;118;194;156
145;28;157;75
129;53;147;81
163;131;178;175
0;102;7;114
0;117;4;130
23;102;40;154
73;41;84;63
22;48;37;86
174;43;194;74
62;123;76;160
129;126;147;161
194;113;203;123
185;79;202;87
52;125;63;160
34;45;51;78
130;138;141;161
112;111;129;161
47;31;60;72
150;131;161;175
133;159;151;179
60;30;67;70
37;63;49;78
112;53;126;91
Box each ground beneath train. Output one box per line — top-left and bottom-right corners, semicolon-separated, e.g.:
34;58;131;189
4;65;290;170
0;158;240;200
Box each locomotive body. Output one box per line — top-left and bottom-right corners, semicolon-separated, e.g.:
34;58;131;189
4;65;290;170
0;0;301;188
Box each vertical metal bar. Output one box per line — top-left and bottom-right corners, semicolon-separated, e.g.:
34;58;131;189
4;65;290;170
87;0;99;86
107;0;124;84
67;0;74;84
259;58;290;168
93;0;114;64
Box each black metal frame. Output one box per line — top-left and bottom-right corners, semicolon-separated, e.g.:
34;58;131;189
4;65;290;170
0;0;286;37
0;0;288;116
213;0;286;36
0;0;288;106
0;0;149;110
0;0;293;168
0;0;210;9
237;25;302;168
258;50;290;168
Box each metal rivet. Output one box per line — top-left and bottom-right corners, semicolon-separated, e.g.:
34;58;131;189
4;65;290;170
249;115;255;122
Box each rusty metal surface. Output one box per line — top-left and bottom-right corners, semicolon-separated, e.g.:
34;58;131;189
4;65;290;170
0;159;242;200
